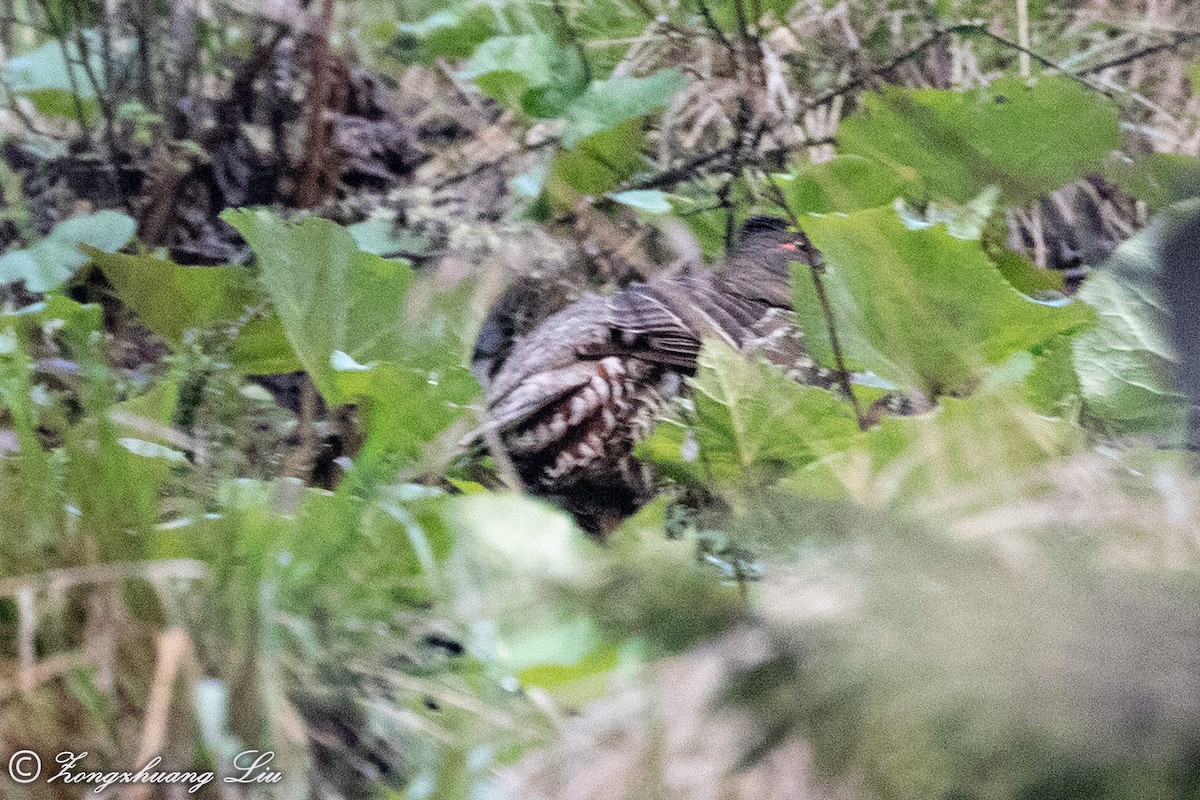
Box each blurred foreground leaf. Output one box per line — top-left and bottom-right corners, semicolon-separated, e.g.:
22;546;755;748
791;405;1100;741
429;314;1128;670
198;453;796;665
839;77;1120;205
0;211;135;292
794;206;1095;396
1074;208;1188;433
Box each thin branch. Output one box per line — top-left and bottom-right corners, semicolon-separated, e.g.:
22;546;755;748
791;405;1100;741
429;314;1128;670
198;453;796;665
695;0;734;53
553;0;593;86
295;0;338;208
1016;0;1030;78
429;138;557;194
802;25;977;112
763;180;868;431
1080;30;1200;75
975;29;1116;98
619;136;835;192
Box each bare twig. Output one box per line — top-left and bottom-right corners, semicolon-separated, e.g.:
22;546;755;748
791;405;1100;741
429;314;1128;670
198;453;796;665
801;25;977;112
553;0;593;86
695;0;735;53
619;136;834;192
1016;0;1031;78
975;29;1116;98
763;181;868;431
295;0;338;208
429;138;556;194
1080;30;1200;76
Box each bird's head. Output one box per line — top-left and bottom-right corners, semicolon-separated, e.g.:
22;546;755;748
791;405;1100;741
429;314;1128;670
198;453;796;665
721;216;811;305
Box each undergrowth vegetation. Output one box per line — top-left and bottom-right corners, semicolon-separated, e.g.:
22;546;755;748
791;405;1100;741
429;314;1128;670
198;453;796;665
3;0;1200;798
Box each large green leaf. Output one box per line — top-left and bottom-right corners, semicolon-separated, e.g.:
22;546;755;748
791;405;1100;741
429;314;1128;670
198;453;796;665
224;211;480;480
334;357;479;478
1073;220;1186;433
545;118;647;206
461;34;586;117
91;249;300;374
223;211;420;403
782;389;1081;505
393;3;497;63
838;77;1121;205
560;69;685;148
0;211;135;292
637;341;860;493
793;206;1095;397
774;154;912;215
91;250;255;344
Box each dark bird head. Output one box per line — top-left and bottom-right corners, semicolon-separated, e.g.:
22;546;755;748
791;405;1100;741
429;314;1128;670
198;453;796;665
721;216;810;306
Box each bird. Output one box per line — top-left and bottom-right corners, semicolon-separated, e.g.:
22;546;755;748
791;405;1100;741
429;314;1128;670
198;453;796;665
471;216;812;532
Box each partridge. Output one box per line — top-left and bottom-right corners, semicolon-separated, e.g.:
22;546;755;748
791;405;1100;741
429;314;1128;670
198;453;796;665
474;217;811;530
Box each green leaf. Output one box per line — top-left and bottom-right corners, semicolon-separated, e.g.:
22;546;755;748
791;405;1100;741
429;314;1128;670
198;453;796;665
696;0;804;33
561;69;685;148
895;185;1000;240
545;118;646;205
223;211;421;404
1105;153;1200;212
462;34;586;117
793;206;1096;397
782;390;1081;504
224;211;480;478
229;315;302;375
1074;266;1185;435
393;3;496;62
90;250;257;345
90;249;300;373
638;341;859;493
334;359;478;473
839;77;1121;205
609;189;673;213
0;211;135;292
1024;335;1081;417
993;249;1066;295
774;154;911;215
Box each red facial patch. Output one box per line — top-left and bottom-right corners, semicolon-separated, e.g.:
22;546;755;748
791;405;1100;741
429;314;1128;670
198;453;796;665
780;242;799;251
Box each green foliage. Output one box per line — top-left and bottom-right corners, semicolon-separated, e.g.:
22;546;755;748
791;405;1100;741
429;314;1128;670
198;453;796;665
1073;229;1187;434
638;341;860;494
1106;153;1200;212
4;5;1199;798
392;3;497;62
224;210;475;404
546;118;648;204
783;389;1081;504
0;210;135;292
839;77;1121;205
462;34;587;116
792;205;1095;397
773;155;913;214
560;69;685;148
90;249;299;373
728;490;1200;800
224;211;481;490
4;30;106;120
